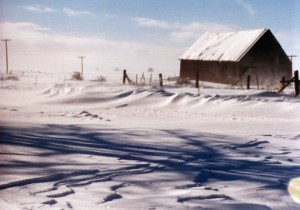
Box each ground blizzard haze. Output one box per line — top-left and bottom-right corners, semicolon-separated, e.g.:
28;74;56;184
0;72;299;210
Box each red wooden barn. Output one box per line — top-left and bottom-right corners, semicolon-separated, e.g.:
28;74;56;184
179;28;292;88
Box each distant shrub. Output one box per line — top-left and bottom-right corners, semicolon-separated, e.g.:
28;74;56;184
167;76;179;82
6;76;19;81
72;71;83;80
176;77;191;85
97;75;107;82
148;68;154;72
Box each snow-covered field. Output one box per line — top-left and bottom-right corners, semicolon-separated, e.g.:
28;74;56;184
0;72;299;210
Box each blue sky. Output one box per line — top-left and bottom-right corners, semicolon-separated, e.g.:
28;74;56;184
0;0;299;77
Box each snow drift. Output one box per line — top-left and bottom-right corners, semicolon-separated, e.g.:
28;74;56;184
0;72;299;210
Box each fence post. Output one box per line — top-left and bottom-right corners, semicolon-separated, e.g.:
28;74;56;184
295;70;299;96
195;72;199;89
281;76;285;88
140;73;145;84
136;74;138;85
150;73;152;85
1;74;3;88
247;75;251;90
123;70;127;85
159;74;163;87
256;76;259;90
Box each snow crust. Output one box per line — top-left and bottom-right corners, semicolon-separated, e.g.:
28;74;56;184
180;28;267;61
0;72;299;210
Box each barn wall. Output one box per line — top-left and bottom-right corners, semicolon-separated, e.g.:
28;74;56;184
180;60;240;85
239;30;292;88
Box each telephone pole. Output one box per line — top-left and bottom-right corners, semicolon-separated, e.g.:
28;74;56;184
78;56;86;77
1;39;11;74
288;55;297;69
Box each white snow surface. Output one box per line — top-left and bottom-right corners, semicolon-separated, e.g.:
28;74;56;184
180;28;267;61
0;72;300;210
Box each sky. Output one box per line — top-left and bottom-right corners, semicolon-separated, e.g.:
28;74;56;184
0;0;299;79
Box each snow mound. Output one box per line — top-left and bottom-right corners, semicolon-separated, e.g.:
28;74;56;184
47;86;298;110
42;84;86;97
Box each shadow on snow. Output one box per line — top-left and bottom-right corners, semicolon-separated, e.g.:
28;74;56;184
0;124;298;191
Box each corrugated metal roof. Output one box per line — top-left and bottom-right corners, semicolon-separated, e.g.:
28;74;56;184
180;28;268;62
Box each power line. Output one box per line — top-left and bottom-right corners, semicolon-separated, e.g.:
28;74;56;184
1;39;11;74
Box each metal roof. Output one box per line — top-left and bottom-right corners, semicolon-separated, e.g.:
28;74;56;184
180;28;268;62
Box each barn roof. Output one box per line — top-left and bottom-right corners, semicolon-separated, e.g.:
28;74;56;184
180;28;268;62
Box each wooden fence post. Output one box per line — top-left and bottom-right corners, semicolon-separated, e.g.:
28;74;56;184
123;70;127;85
159;74;163;87
295;70;299;96
256;76;260;90
281;76;285;88
247;75;251;90
140;72;145;84
136;74;138;85
195;72;199;89
1;74;3;88
150;73;152;85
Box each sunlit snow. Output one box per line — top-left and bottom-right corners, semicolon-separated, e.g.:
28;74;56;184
0;71;299;210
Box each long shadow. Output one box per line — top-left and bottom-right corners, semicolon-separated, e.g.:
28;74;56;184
0;124;299;191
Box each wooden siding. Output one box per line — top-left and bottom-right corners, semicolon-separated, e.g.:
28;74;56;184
180;60;240;85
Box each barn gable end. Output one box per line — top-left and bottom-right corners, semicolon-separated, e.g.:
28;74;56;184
179;28;292;87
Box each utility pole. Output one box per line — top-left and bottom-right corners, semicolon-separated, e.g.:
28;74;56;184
288;55;297;69
78;56;86;77
1;39;11;74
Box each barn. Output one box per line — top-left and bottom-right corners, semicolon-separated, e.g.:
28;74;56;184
179;28;292;88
